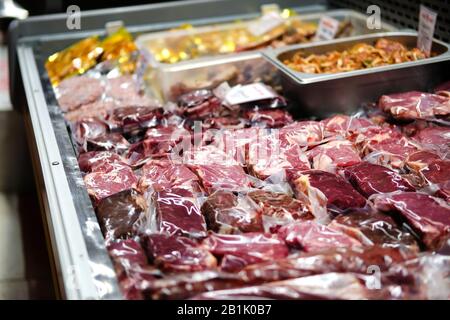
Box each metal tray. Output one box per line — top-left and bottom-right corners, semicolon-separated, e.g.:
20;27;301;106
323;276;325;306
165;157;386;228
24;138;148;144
262;31;450;117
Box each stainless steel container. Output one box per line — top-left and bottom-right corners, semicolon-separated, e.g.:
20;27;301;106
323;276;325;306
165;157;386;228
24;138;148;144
263;32;450;117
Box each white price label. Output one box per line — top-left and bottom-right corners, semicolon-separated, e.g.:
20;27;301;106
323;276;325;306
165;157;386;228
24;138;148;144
417;5;437;56
248;11;284;37
315;16;340;41
225;83;277;106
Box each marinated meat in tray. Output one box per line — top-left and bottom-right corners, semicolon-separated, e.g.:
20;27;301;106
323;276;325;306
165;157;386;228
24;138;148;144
47;30;450;300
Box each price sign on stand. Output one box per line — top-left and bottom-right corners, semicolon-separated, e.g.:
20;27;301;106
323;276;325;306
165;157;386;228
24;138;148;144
225;83;277;106
315;16;340;41
248;11;284;37
417;5;437;56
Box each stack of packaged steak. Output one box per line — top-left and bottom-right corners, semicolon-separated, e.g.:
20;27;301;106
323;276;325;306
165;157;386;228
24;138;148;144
55;69;450;300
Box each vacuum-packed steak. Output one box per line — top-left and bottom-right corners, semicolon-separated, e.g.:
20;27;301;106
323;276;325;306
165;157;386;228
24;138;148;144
321;115;375;137
177;89;222;120
379;91;450;120
420;159;450;200
412;126;450;154
144;234;217;272
279;121;324;148
83;165;138;205
344;162;415;197
152;188;207;238
86;132;130;154
307;139;361;172
201;190;263;234
78;151;127;173
189;164;251;194
288;170;366;210
406;150;442;172
278;221;362;253
372;192;450;249
96;189;146;240
203;232;289;272
243;108;293;128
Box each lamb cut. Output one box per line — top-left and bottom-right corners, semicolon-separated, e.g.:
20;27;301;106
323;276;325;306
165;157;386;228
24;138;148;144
152;188;207;238
144;234;217;272
343;162;415;198
372;192;450;250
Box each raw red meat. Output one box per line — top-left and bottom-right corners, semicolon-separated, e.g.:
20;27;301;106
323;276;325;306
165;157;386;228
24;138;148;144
412;126;450;154
343;162;415;198
96;189;146;240
193;273;368;300
107;239;154;300
72;118;109;147
434;80;450;97
177;89;223;120
247;190;314;232
307;139;361;172
153;188;207;238
77;151;127;173
57;76;103;112
203;232;289;271
83;165;138;205
202;117;248;130
288;170;367;210
142;270;244;300
189;164;251;194
240;246;416;283
109;107;164;133
365;137;419;169
372;192;450;249
65;100;116;122
277;221;362;253
406;150;442;173
138;160;201;193
279;121;324;148
86;132;130;154
243;108;293;128
321;115;375;137
201;190;263;234
144;234;217;272
379;91;450;120
420;160;450;200
329;209;419;249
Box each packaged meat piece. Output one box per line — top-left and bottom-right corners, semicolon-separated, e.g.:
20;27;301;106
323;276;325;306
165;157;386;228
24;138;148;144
202;117;248;130
343;162;415;198
182;145;240;167
279;121;324;148
372;192;450;250
143;234;217;272
242;108;293;128
203;232;289;272
411;126;450;154
307;139;361;173
138;160;201;193
434;80;450;97
189;164;251;194
288;170;367;210
240;246;416;284
72;118;109;148
420;160;450;201
152;188;207;238
177;89;223;120
142;270;244;300
107;239;160;300
83;165;138;205
247;190;314;233
193;273;368;300
108;107;164;133
277;221;362;253
406;150;443;173
78;151;127;173
321;114;375;138
364;137;419;169
201;190;263;234
96;189;146;241
65;100;116;123
56;76;104;112
378;91;450;120
329;209;419;250
247;134;310;180
86;132;130;154
105;75;160;109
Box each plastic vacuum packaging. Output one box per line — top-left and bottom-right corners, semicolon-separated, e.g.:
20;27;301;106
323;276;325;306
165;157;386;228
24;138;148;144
44;29;450;300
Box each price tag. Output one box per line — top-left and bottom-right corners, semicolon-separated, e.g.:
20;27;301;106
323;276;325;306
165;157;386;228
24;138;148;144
213;82;231;101
225;83;277;105
248;11;284;37
315;16;340;41
417;5;437;56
